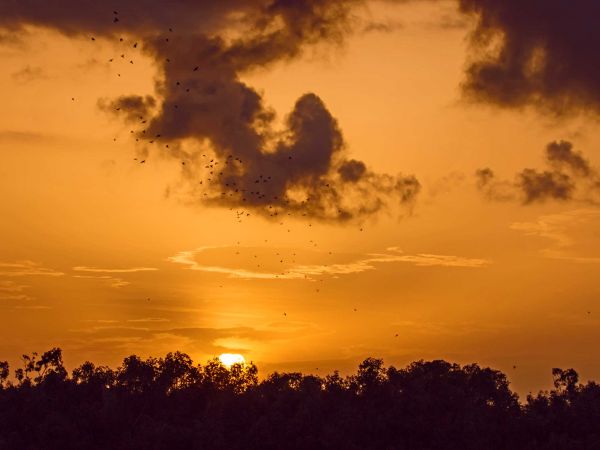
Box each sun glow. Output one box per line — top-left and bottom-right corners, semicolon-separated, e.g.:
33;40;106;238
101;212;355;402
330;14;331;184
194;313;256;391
219;353;246;367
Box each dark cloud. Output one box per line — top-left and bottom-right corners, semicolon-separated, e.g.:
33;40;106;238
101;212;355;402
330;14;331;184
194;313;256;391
458;0;600;114
518;169;574;204
100;95;156;123
474;167;493;189
338;159;367;182
0;1;263;36
1;0;420;221
545;140;591;177
474;167;515;202
476;140;600;204
360;20;404;34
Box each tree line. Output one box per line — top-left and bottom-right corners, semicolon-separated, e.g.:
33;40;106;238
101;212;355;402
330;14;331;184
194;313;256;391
1;348;599;449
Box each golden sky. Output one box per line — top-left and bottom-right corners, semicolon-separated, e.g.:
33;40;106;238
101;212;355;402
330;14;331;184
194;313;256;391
1;0;600;396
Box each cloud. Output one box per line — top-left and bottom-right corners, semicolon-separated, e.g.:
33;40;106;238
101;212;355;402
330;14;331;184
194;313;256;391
97;95;156;123
458;0;600;115
72;275;130;288
0;294;31;301
0;280;28;293
0;261;64;277
11;65;48;83
0;131;54;144
0;0;420;222
168;246;490;280
427;171;467;197
0;29;25;46
476;141;600;204
127;318;171;323
164;326;282;342
545;141;591;177
511;209;600;263
72;266;159;273
70;266;159;287
360;20;404;34
0;281;35;302
67;323;295;355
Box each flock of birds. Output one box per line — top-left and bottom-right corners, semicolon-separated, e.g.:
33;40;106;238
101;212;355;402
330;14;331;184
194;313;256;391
81;13;384;335
75;10;593;365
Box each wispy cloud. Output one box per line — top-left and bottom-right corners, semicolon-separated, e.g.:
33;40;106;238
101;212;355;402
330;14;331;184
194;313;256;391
511;209;600;263
13;305;52;310
127;318;170;323
11;65;49;83
73;266;159;273
0;261;64;277
66;324;298;356
72;275;130;288
168;247;491;281
71;266;159;288
0;280;28;292
0;280;35;303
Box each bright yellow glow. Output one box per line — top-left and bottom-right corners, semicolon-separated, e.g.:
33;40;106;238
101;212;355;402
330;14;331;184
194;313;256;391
219;353;246;368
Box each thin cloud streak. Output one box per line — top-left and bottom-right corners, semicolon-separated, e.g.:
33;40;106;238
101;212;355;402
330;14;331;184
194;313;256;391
0;261;64;277
72;266;159;273
168;247;491;280
511;209;600;263
72;275;130;288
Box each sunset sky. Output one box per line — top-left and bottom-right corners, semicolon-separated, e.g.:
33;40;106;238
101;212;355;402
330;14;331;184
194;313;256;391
1;0;600;396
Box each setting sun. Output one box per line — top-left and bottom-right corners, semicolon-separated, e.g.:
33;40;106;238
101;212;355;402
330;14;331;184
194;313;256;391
218;353;246;368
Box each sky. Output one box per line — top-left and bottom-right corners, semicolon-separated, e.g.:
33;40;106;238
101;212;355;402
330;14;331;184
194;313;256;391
1;0;600;396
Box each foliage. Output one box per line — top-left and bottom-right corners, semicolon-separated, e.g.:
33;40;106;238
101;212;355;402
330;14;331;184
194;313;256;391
0;349;599;449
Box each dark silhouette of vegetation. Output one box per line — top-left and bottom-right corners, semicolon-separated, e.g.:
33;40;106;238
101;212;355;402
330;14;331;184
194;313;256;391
1;349;599;449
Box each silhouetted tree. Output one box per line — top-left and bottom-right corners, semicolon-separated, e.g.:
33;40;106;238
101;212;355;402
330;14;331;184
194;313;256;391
0;361;8;389
1;349;600;449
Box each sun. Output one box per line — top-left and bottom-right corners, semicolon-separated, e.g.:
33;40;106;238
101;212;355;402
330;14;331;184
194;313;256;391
218;353;246;368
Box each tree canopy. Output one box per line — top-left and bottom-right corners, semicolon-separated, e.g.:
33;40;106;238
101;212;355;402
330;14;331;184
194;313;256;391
1;348;599;449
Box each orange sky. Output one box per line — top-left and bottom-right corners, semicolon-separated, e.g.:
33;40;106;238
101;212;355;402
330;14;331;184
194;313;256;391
1;0;600;396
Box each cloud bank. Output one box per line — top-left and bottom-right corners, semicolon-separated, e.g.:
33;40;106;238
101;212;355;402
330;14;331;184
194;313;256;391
458;0;600;115
1;0;420;221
